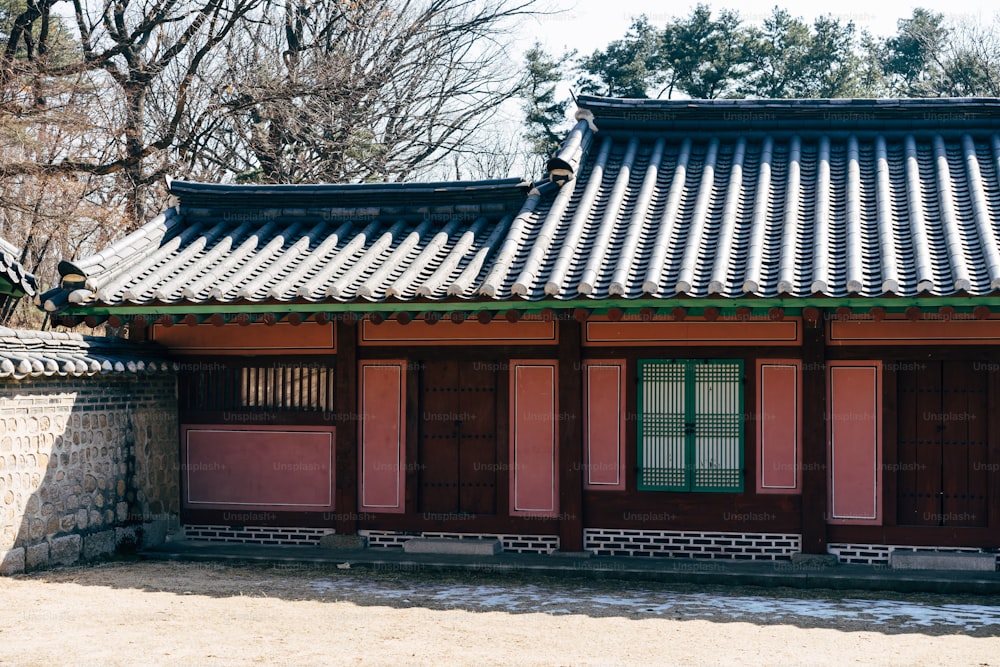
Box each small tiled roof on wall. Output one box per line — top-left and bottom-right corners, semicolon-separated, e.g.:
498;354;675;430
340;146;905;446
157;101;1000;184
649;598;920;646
40;179;530;311
0;328;176;380
480;96;1000;300
0;236;37;298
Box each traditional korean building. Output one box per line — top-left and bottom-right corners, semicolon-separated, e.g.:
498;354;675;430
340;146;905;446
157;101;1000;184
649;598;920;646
38;97;1000;565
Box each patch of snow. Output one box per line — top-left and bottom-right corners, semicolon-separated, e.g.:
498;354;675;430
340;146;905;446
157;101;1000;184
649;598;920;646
305;578;1000;631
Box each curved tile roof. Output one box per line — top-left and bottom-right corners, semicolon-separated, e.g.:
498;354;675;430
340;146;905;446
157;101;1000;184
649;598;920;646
41;97;1000;313
0;236;37;297
479;96;1000;300
43;179;530;309
0;327;176;379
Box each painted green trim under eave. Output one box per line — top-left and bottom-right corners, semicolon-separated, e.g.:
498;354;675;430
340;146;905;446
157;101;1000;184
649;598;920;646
0;278;25;299
58;295;1000;317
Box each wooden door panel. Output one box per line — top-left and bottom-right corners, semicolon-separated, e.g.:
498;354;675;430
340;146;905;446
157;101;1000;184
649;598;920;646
896;361;990;527
897;364;942;525
915;364;944;525
419;360;460;513
941;362;988;527
896;366;921;524
417;359;499;516
459;365;497;514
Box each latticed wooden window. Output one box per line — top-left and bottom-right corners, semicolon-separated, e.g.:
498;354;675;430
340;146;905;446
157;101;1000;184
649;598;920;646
179;362;334;413
638;359;744;492
240;366;333;411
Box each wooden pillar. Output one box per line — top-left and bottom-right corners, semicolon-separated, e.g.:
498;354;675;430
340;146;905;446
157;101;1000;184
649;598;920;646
558;319;584;552
800;316;828;553
128;317;148;342
990;369;1000;534
335;317;359;535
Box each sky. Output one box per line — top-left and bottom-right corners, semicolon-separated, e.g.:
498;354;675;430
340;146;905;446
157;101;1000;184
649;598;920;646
489;0;1000;139
515;0;999;57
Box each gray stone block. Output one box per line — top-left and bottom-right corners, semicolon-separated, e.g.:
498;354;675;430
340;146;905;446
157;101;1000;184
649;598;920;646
890;550;996;571
140;520;168;548
115;526;139;551
49;534;81;566
319;534;367;550
402;538;501;556
26;543;50;570
792;553;839;568
83;530;115;560
0;548;25;575
550;550;593;558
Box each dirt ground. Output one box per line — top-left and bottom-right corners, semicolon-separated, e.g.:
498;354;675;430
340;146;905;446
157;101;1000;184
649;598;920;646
1;560;999;666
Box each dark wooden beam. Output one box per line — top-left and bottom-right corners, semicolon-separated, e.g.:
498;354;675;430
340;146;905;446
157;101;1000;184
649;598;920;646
990;368;1000;535
800;314;827;553
558;319;584;552
128;315;147;342
335;318;359;537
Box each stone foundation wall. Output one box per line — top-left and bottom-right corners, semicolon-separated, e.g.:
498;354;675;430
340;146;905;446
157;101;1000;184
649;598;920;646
0;375;178;574
584;528;801;561
360;530;561;554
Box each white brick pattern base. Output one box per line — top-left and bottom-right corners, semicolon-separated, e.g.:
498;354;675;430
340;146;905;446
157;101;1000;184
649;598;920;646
183;525;333;546
584;529;801;560
827;543;995;566
360;530;560;554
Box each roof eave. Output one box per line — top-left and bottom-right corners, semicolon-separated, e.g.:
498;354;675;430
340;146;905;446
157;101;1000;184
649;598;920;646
49;294;1000;319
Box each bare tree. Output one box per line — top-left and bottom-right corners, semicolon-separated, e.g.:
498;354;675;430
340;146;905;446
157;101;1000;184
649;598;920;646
186;0;538;184
0;0;265;225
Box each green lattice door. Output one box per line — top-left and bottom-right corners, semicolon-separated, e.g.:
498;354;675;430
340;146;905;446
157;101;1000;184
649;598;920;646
638;359;744;492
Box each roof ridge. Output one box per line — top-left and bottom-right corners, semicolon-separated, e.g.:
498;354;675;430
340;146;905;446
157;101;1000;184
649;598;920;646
575;95;1000;135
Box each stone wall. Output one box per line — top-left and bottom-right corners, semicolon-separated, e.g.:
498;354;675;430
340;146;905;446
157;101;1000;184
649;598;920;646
0;374;178;574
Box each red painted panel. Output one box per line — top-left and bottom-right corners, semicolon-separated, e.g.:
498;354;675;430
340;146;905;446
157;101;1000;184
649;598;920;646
828;362;882;524
360;319;557;345
359;362;406;513
757;361;801;494
583;361;625;490
152;322;335;354
584;320;800;346
183;425;334;510
830;318;1000;345
509;361;559;516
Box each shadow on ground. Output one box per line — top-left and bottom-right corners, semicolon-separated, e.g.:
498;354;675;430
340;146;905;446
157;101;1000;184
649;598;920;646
14;558;1000;638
